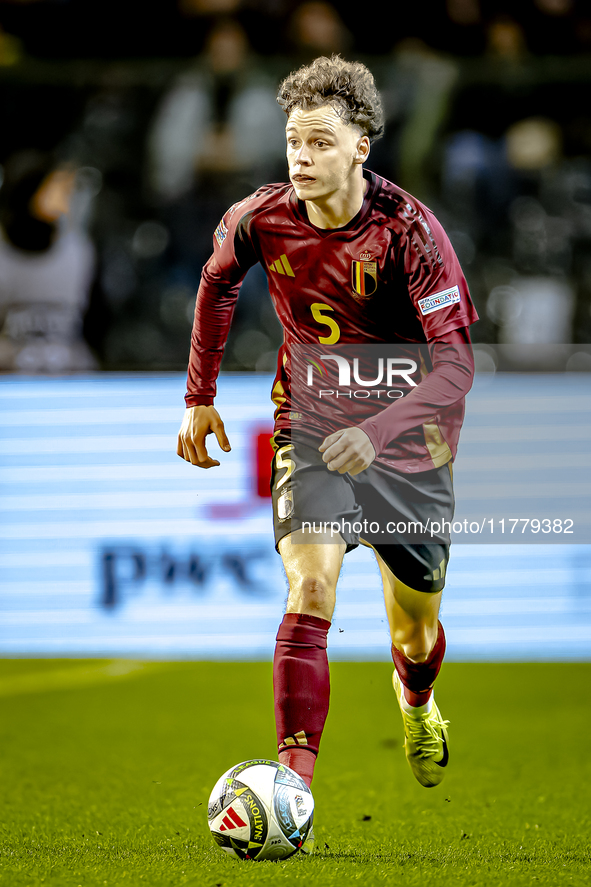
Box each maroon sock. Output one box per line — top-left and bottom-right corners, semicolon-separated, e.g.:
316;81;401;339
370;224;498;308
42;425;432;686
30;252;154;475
278;748;316;788
273;613;331;786
392;620;446;707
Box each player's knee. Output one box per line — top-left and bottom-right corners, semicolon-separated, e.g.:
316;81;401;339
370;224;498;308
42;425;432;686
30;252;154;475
288;576;334;619
300;576;330;609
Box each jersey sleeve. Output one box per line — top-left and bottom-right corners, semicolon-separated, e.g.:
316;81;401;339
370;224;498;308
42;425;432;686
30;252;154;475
401;205;478;339
358;326;475;458
185;202;259;407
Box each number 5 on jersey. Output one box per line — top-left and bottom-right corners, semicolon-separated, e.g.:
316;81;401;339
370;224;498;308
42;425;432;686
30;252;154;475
311;303;341;344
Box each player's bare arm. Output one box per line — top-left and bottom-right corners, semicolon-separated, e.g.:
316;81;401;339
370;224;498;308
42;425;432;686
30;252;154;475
177;404;231;468
319;426;376;476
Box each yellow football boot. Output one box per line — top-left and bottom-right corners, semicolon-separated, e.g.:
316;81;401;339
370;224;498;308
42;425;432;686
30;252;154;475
393;669;449;787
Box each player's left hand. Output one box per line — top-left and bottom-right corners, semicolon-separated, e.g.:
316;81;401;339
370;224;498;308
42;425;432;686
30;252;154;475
319;427;376;476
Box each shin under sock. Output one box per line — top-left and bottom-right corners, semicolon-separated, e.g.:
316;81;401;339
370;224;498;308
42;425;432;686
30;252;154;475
391;620;446;708
273;613;331;787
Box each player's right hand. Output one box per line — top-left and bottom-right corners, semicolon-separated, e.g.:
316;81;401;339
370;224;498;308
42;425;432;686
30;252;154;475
176;405;231;468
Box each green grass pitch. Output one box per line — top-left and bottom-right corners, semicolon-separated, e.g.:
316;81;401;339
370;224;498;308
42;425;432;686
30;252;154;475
1;658;590;887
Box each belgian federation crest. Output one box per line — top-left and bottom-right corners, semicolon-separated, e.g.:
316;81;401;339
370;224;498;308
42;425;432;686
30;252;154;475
351;260;378;299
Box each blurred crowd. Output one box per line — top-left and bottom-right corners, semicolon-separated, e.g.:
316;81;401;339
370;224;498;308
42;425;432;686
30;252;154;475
1;0;591;372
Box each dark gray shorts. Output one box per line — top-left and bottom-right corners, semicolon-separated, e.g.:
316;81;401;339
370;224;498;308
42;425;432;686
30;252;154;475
270;432;453;593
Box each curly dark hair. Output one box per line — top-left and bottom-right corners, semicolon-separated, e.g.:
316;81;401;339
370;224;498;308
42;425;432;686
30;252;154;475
277;55;384;142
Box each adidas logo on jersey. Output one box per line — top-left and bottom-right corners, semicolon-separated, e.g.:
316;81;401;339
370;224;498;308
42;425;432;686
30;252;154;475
269;254;295;277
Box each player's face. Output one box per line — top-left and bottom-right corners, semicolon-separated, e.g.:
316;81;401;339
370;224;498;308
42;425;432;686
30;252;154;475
286;105;369;204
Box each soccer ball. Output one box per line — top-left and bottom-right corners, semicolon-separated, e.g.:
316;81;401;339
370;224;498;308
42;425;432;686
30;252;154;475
207;759;315;861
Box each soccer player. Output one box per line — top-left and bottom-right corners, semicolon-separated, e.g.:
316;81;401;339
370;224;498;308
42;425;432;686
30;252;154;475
177;55;478;789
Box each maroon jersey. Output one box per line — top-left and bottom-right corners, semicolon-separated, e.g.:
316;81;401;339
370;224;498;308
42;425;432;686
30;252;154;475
186;169;479;472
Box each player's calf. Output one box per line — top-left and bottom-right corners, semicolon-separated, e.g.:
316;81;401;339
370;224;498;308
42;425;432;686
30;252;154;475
392;619;445;706
273;613;331;787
